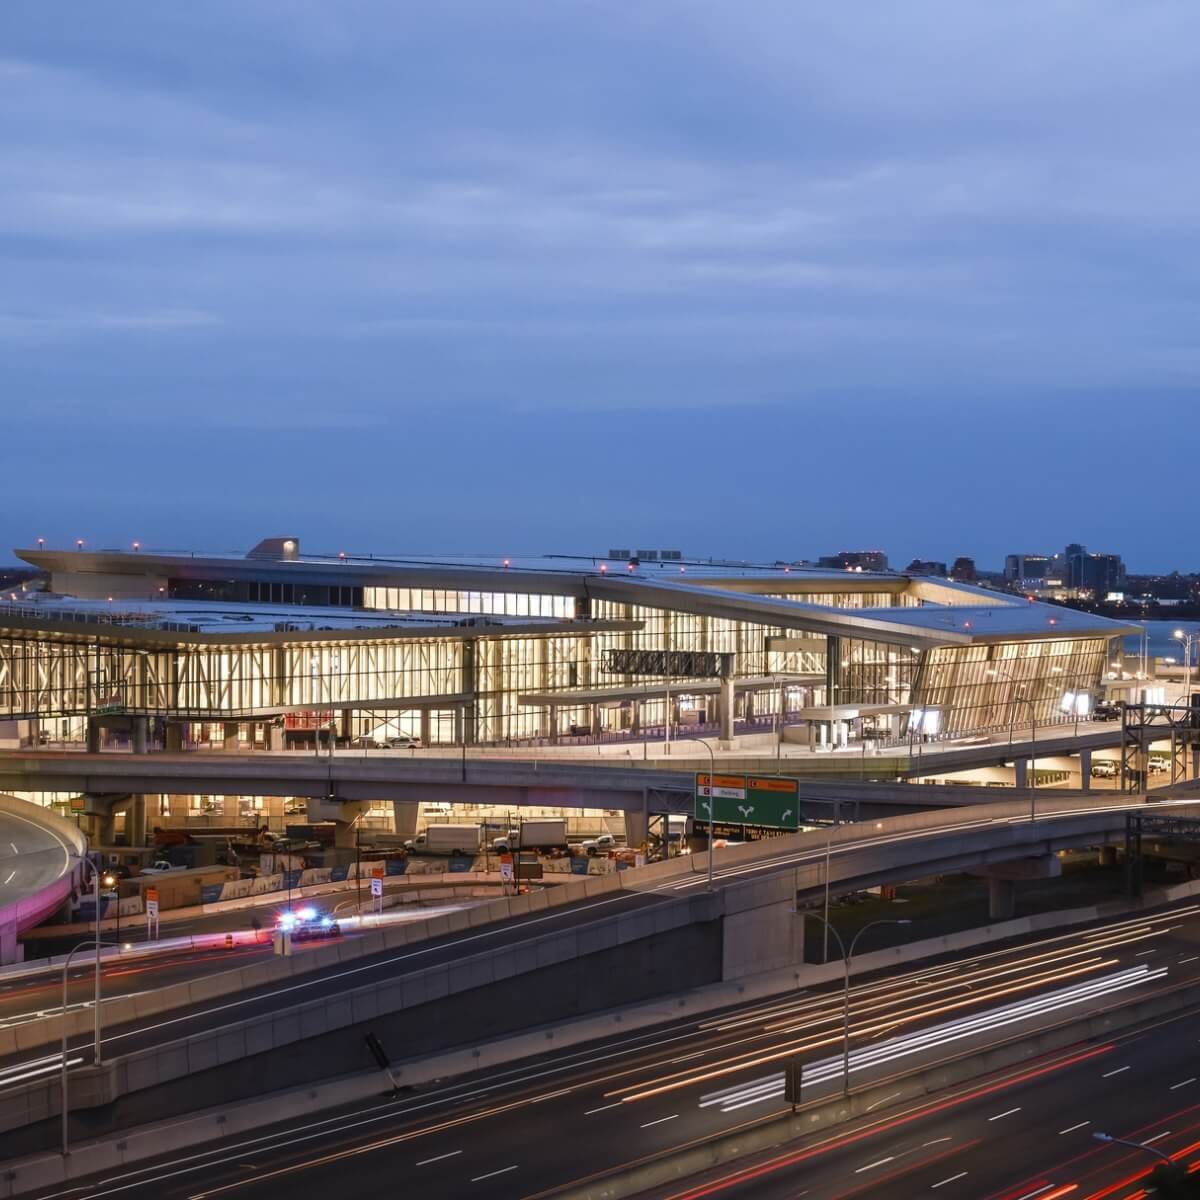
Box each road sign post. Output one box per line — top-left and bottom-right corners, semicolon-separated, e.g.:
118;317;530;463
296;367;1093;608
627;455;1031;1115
371;869;384;915
695;773;801;831
144;887;159;941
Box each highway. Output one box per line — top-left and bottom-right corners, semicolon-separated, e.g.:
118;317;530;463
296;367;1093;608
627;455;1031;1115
0;793;1190;1097
0;885;669;1095
635;1009;1200;1200
32;900;1200;1199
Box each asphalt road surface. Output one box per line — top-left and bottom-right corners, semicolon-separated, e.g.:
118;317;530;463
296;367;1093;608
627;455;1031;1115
32;900;1200;1200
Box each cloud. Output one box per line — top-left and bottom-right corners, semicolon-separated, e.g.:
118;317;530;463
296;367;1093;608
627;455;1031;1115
2;1;1200;565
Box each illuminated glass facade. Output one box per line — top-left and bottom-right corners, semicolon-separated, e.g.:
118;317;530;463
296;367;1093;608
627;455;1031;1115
1;547;1133;747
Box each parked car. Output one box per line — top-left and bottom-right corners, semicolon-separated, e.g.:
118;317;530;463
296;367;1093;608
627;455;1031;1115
1148;754;1171;774
139;860;183;874
580;833;616;856
1091;759;1119;779
352;735;385;749
1092;701;1121;722
387;735;422;749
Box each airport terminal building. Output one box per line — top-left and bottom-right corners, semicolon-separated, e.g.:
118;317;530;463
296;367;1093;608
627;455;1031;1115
1;539;1135;753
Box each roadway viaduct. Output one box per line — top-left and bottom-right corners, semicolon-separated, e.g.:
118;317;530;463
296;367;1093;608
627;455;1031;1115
0;751;1089;848
0;791;1188;1154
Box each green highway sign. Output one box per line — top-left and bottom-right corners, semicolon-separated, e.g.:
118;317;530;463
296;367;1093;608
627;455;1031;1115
694;773;801;830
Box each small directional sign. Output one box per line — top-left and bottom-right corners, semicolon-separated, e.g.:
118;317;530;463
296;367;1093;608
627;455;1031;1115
695;773;801;830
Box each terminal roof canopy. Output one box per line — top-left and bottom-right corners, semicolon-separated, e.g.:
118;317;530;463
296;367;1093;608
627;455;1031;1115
11;543;1139;649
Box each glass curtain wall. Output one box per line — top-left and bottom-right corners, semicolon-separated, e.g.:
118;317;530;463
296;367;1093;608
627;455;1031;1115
911;638;1107;737
363;587;573;618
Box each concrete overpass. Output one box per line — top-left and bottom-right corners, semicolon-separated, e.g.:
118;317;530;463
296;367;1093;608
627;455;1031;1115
0;790;1187;1145
0;750;1089;846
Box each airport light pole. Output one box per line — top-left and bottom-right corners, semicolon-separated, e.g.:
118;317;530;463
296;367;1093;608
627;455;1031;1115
60;931;113;1157
1091;1130;1173;1164
794;914;912;1096
1172;629;1195;703
691;736;718;892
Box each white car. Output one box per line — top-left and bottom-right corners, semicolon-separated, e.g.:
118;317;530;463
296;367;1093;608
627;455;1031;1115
1090;759;1119;779
139;860;183;874
580;834;616;856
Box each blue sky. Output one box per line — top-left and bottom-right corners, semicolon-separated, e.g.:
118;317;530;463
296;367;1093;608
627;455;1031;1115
3;2;1199;571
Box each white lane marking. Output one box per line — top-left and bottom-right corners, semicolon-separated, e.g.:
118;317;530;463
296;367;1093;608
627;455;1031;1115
470;1165;517;1182
1144;1130;1172;1144
640;1114;678;1129
932;1173;968;1189
866;1090;903;1112
1102;1066;1131;1078
1171;1078;1197;1090
2;870;14;885
416;1150;461;1166
0;1057;81;1085
1179;955;1198;964
855;1157;894;1173
1059;1121;1090;1134
988;1107;1021;1121
585;1102;623;1116
1013;1186;1055;1200
9;843;17;855
1135;949;1157;957
923;1137;952;1147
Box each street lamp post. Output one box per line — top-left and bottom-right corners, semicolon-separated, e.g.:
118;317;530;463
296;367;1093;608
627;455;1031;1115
691;737;718;892
1172;629;1195;704
102;872;119;945
60;932;113;1156
793;914;912;1095
1091;1130;1173;1164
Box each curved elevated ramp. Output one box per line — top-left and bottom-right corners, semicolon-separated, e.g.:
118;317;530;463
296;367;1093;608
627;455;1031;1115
0;794;85;962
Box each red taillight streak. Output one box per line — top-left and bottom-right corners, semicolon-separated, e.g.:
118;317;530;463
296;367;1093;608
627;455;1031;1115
660;1045;1114;1200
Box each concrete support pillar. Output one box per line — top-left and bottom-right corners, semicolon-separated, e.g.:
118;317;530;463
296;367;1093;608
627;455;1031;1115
86;719;101;754
629;702;639;735
131;716;149;755
1078;748;1091;791
988;877;1016;921
165;722;183;752
419;709;431;746
128;794;147;846
1099;844;1118;866
1014;759;1028;788
266;722;284;751
624;810;649;848
332;801;370;849
548;705;558;743
223;721;240;751
392;801;420;840
718;675;735;748
340;709;351;740
591;704;602;735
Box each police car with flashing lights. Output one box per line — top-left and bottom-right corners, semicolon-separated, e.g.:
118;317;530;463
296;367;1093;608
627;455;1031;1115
275;906;341;942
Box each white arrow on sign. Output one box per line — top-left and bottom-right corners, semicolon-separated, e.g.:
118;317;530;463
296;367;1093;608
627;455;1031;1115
737;804;754;819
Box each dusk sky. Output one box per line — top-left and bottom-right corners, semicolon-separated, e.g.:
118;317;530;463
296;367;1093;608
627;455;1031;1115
4;3;1199;571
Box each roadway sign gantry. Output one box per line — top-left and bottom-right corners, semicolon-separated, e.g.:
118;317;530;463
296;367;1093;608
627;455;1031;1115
694;773;801;830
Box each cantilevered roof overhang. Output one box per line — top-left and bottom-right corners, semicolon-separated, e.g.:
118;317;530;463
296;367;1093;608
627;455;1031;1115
517;673;824;708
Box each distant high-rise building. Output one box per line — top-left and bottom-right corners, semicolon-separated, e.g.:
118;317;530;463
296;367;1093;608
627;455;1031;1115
818;550;889;573
904;559;948;577
1062;543;1126;597
950;557;976;582
1004;554;1052;584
